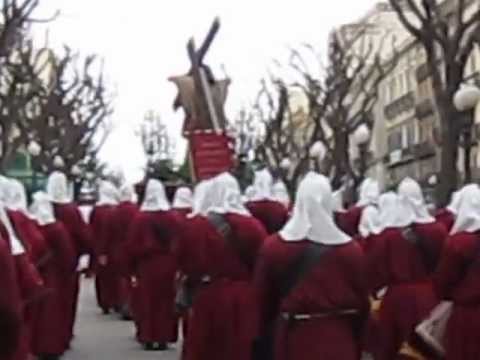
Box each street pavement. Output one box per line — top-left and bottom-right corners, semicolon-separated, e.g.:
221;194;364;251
64;279;180;360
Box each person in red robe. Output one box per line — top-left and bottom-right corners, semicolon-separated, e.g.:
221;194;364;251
434;185;480;360
254;172;369;360
113;184;139;320
369;178;447;360
126;179;179;351
178;173;267;360
435;184;478;233
0;176;45;360
246;169;288;234
339;178;380;237
356;205;382;250
0;232;21;360
46;171;92;349
90;181;120;314
29;192;77;360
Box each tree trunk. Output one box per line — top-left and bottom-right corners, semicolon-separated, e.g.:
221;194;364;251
331;130;350;189
436;102;461;207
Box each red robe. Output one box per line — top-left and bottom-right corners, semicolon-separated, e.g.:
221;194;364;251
91;204;119;312
369;222;447;360
127;210;180;344
246;200;288;235
254;235;369;360
179;213;267;360
337;206;364;237
435;209;455;233
113;201;139;312
31;221;76;356
434;232;480;360
0;234;22;360
52;202;92;346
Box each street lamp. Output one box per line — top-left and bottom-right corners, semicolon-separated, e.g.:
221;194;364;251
454;84;480;184
309;141;326;172
353;124;371;182
28;141;41;192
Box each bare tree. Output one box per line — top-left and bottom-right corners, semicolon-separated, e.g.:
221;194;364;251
389;0;480;205
0;0;57;170
252;27;396;193
24;47;114;176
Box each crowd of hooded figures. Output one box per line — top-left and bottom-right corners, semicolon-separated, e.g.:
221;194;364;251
1;168;480;360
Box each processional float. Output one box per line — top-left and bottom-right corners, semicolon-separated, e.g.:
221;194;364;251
169;18;235;182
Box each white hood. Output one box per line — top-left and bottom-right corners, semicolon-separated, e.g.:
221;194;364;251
173;187;193;209
272;181;290;208
396;177;435;227
46;171;72;204
356;178;380;207
447;184;479;215
377;192;401;231
6;179;28;213
358;205;382;238
207;173;251;216
30;192;56;226
0;176;25;255
251;169;275;201
332;188;346;213
280;172;351;245
188;180;214;218
450;185;480;235
97;181;119;206
140;179;170;212
119;184;135;202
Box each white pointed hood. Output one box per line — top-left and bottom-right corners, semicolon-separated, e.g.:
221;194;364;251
0;176;25;255
447;184;479;215
396;177;435;227
450;185;480;235
207;173;251;216
140;179;170;212
358;205;382;238
188;180;214;218
377;192;401;231
272;181;290;208
356;178;380;207
97;181;119;206
173;187;193;209
30;192;56;226
332;188;346;213
119;184;135;202
6;179;28;213
251;169;275;201
46;171;71;204
280;172;351;245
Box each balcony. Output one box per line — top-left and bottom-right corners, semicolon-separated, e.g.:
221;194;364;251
414;141;436;159
387;147;415;168
415;98;435;120
384;91;415;121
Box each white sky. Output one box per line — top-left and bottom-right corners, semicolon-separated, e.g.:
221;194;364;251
32;0;377;183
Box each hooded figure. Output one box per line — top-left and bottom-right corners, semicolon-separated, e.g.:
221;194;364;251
180;172;267;360
172;187;193;217
358;205;382;242
341;178;380;237
113;184;139;320
0;176;45;360
46;171;91;348
90;181;121;314
255;172;368;360
188;180;214;218
246;169;288;234
369;178;448;360
435;185;480;360
272;181;291;210
29;192;76;358
436;184;479;233
126;179;179;350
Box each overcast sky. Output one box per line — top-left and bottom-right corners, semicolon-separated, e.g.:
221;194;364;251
32;0;377;183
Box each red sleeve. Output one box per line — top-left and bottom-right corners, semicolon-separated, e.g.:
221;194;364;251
434;233;475;300
51;224;77;273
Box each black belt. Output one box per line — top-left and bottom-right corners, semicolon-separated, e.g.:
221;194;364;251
280;309;358;322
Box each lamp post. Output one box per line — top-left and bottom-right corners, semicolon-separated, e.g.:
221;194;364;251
353;124;371;183
309;141;326;172
27;141;41;193
454;84;480;184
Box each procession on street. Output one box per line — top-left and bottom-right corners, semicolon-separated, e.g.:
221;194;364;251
1;0;480;360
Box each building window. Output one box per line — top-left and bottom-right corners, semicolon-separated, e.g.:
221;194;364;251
388;129;402;153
